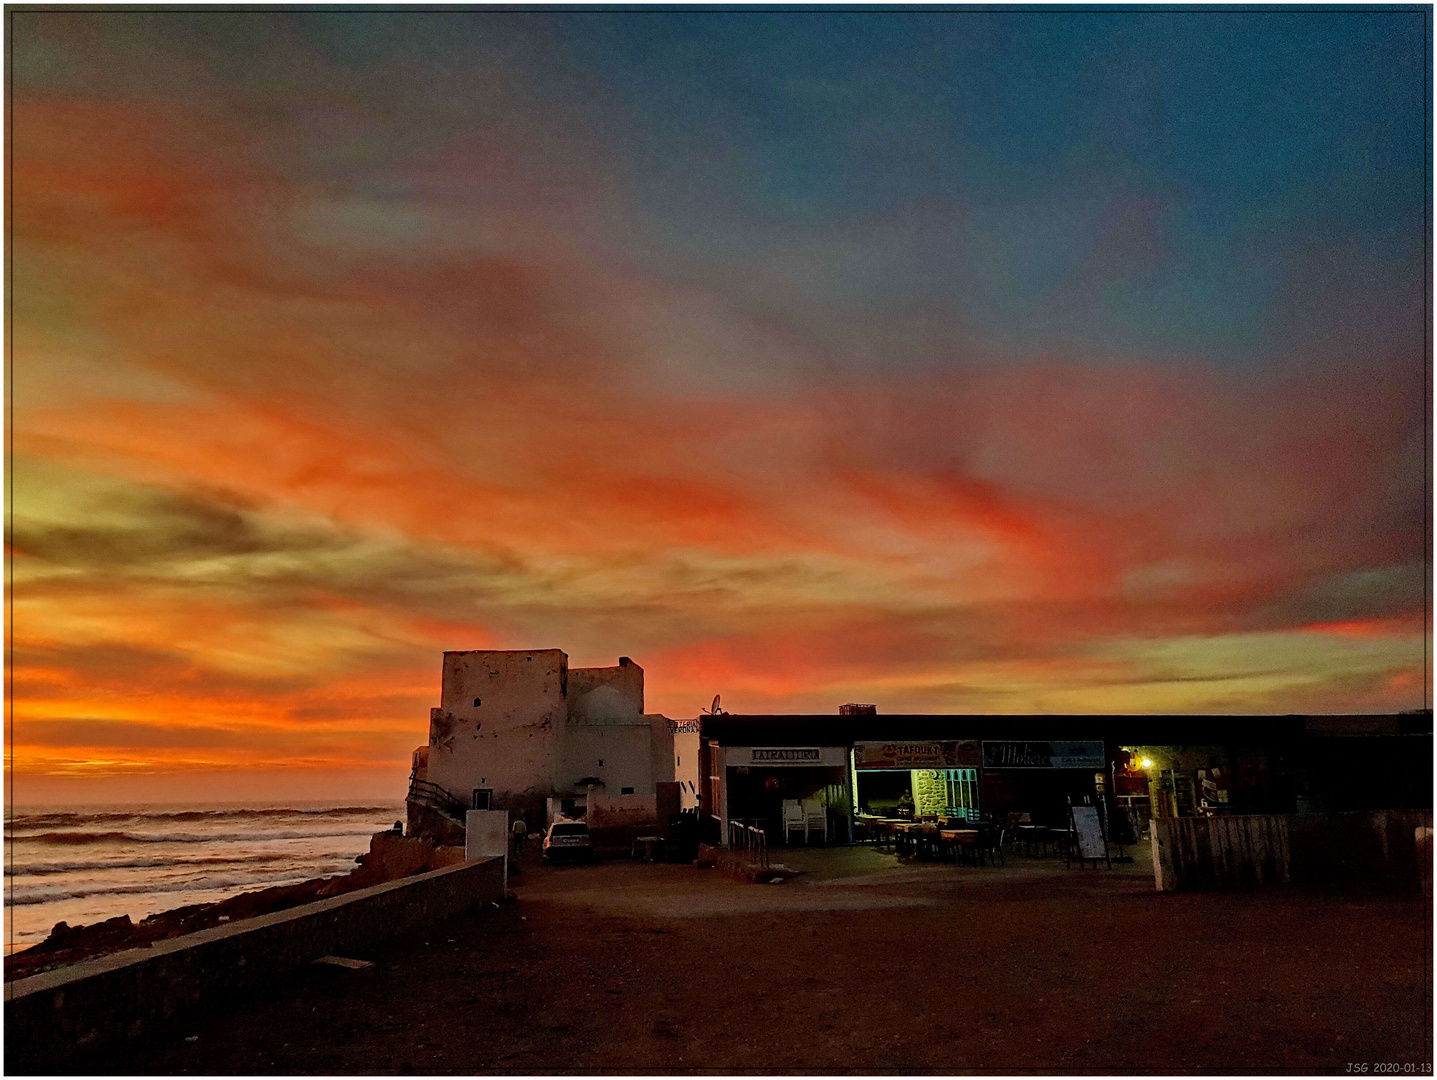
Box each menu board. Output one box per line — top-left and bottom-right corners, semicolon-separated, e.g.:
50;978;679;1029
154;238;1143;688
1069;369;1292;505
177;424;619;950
853;740;981;770
1071;805;1106;860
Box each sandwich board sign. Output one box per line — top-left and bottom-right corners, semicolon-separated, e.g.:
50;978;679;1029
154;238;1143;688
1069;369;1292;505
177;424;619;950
1068;804;1110;869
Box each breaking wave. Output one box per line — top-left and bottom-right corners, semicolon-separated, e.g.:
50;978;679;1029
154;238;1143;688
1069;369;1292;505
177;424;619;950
7;867;357;907
6;806;395;829
5;853;294;876
9;827;384;846
4;802;402;944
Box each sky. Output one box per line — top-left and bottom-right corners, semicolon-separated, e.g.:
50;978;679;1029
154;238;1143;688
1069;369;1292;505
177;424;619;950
7;8;1432;805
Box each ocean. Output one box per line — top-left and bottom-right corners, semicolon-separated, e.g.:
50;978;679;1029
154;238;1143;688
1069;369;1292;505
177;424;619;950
4;802;405;954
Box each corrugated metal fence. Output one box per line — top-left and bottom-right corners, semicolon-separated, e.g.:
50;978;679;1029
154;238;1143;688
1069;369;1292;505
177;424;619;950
1151;810;1432;892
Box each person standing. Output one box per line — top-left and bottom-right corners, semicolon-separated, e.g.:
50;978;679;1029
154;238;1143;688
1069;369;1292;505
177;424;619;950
511;816;528;856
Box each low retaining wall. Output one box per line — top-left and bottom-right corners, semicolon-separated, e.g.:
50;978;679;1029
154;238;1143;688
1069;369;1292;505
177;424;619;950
5;856;505;1072
1151;810;1432;893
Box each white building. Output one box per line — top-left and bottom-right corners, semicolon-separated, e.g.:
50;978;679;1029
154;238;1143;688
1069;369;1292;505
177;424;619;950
407;649;695;840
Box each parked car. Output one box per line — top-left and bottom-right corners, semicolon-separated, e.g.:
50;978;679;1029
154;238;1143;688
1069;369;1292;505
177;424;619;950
543;820;596;864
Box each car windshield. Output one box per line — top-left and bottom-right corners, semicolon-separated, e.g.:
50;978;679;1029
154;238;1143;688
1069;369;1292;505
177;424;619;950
551;823;589;836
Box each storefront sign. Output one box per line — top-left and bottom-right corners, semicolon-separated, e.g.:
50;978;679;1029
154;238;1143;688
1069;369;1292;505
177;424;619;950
726;746;846;767
854;740;981;770
668;719;701;734
753;748;820;762
982;740;1105;769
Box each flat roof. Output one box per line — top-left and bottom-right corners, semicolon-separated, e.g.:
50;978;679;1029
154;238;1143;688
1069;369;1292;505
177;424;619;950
699;713;1322;746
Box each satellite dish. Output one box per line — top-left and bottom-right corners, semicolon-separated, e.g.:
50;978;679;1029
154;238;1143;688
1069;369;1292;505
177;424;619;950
706;694;721;715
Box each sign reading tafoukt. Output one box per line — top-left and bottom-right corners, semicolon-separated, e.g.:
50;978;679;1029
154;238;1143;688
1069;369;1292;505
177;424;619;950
982;741;1105;769
854;740;981;770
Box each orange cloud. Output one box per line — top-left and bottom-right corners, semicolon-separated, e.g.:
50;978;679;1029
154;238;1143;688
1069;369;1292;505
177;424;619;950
7;82;1429;800
1299;618;1425;639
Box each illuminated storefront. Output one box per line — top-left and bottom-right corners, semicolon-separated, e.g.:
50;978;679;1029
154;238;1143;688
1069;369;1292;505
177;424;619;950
852;741;981;820
697;711;1326;846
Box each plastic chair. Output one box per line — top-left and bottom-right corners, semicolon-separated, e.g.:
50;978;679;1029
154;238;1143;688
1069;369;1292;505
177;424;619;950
782;800;807;845
805;807;827;845
981;826;1006;866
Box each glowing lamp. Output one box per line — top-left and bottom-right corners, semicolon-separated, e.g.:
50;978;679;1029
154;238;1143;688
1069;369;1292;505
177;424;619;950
1140;758;1153;769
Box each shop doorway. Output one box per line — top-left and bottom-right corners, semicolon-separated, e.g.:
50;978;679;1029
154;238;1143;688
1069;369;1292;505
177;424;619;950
855;768;979;819
725;766;848;843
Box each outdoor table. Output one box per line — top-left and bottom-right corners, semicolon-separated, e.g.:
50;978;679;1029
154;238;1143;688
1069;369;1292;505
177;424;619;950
912;824;941;861
1014;824;1049;857
1049;828;1074;859
891;821;923;857
631;835;666;862
939;828;980;864
868;819;902;851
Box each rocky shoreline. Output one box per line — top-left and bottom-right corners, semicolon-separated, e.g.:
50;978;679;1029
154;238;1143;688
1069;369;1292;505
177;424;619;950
4;830;466;983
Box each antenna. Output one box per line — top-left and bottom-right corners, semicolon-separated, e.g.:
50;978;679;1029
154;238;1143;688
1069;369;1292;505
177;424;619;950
707;694;721;715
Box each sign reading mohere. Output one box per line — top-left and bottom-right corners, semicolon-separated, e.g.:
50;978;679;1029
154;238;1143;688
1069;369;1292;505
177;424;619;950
982;741;1104;769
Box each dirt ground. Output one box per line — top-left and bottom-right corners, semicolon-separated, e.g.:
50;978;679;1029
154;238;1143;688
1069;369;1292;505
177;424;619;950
72;842;1432;1075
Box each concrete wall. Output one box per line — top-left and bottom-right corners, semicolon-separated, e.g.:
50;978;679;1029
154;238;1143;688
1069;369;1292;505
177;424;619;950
428;649;567;815
588;792;658;828
465;809;509;872
1151;810;1433;892
5;857;506;1072
586;792;659;851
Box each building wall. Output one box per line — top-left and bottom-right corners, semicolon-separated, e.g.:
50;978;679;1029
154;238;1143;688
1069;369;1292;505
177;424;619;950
557;658;676;799
649;716;676;786
568;658;644;716
426;649;567;814
912;769;947;816
673;728;700;808
417;649;676;837
562;723;654;795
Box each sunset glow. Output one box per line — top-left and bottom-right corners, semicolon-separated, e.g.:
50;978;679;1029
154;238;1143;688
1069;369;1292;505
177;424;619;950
8;10;1430;804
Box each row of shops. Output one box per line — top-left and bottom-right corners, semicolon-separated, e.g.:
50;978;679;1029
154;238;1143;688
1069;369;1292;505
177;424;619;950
696;711;1430;846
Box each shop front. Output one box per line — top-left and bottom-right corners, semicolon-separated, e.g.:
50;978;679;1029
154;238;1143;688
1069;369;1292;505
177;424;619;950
1122;743;1297;825
718;745;851;844
698;711;1312;849
978;739;1106;827
852;740;982;820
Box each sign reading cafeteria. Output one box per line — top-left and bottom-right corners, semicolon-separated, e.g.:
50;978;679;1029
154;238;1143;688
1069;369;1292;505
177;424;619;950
728;746;848;767
982;741;1105;769
854;740;981;769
